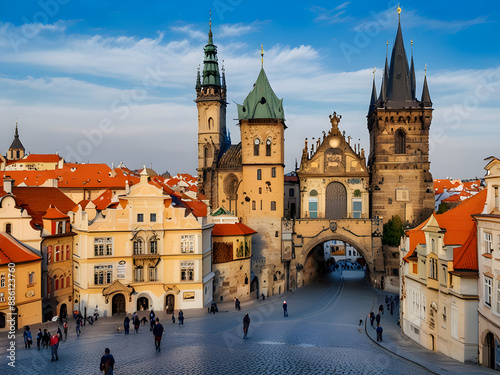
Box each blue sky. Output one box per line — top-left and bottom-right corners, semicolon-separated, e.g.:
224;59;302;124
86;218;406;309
0;1;498;178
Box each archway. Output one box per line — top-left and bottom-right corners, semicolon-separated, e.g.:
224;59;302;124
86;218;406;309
59;303;68;320
483;332;496;369
137;296;149;312
112;294;126;315
250;276;259;299
325;182;347;219
165;294;175;314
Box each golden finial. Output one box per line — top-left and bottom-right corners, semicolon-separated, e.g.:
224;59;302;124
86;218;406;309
425;63;427;77
209;10;212;28
261;44;264;68
397;4;401;22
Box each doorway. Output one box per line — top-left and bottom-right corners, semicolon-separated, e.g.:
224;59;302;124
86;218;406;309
112;294;126;315
137;297;149;312
165;294;175;314
59;303;67;320
484;332;495;369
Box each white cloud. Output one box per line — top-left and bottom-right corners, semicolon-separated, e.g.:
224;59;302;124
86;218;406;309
310;3;353;24
170;25;205;41
218;21;264;38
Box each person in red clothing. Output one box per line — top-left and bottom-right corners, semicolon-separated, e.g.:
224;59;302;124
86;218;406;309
50;333;59;361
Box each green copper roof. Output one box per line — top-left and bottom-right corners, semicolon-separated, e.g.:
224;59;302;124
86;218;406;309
211;206;232;216
201;24;221;87
237;68;284;120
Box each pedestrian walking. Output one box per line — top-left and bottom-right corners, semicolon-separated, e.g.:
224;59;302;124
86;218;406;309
375;313;381;326
134;315;140;333
23;326;33;349
76;317;82;337
369;312;375;327
43;329;50;349
124;316;130;335
178;310;184;326
57;326;63;341
283;301;288;317
63;322;68;341
141;316;147;325
171;313;176;324
149;309;156;331
153;318;164;352
376;323;383;342
50;332;59;361
390;300;394;316
261;293;265;300
243;313;250;339
379;304;384;315
99;348;115;375
210;301;216;314
36;328;43;350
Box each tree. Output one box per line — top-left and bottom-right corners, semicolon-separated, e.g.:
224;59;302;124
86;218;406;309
436;202;449;215
382;215;404;247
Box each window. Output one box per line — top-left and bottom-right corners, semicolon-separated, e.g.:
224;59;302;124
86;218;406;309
271;201;276;211
252;200;256;210
259;187;262;194
181;235;195;253
55;278;59;290
395;129;406;154
309;190;318;218
451;305;458;339
66;245;70;260
0;274;4;288
60;276;64;289
94;265;113;285
137;213;144;222
442;306;447;323
254;138;260;156
57;221;64;234
257;169;262;180
271;167;276;178
496;281;500;314
266;138;271;156
28;272;35;285
94;238;113;256
133;239;144;255
66;276;70;288
411;289;420;317
495;186;499;209
485;276;493;307
181;261;194;281
421;295;426;321
429;258;438;280
55;246;60;262
5;223;11;234
431;239;436;253
150;240;157;254
149;267;157;282
150;213;156;222
208;117;214;130
352;198;362;218
485;232;492;253
134;266;144;282
289;188;294;197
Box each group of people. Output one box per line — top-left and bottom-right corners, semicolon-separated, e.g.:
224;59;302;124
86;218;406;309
369;300;393;342
124;309;185;335
24;326;62;361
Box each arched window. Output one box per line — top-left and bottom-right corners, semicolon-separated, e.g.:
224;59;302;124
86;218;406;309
150;240;157;254
57;221;64;234
55;278;59;290
134;239;144;255
208;117;214;130
60;276;64;289
66;245;70;260
309;190;318;218
66;276;70;288
266;138;272;156
5;223;11;234
254;138;260;156
55;246;60;262
395;129;406;154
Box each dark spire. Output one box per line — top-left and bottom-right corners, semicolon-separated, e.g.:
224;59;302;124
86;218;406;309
195;65;201;91
221;61;226;89
369;68;377;113
386;13;412;104
201;11;221;87
377;41;389;105
410;40;416;100
421;65;432;107
9;121;24;151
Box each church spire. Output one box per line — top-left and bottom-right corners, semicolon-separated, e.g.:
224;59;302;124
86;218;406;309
378;41;389;105
421;64;432;107
369;68;377;113
201;11;221;87
410;40;416;100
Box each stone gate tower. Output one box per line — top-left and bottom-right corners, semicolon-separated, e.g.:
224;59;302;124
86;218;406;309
196;18;228;205
368;7;434;226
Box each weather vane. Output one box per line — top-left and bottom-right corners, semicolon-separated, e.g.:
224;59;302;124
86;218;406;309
261;44;264;67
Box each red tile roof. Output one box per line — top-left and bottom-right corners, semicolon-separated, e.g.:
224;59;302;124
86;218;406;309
212;223;257;236
453;223;478;271
0;232;41;265
43;205;69;220
92;189;113;210
6;153;61;166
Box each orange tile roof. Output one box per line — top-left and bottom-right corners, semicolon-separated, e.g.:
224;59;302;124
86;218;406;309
404;189;487;262
92;189;113;210
453;223;478;271
6;153;61;165
212;223;258;236
0;232;41;265
43;205;69;220
434;179;461;194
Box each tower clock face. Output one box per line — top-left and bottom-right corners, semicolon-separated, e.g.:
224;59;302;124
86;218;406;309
266;139;271;145
254;139;260;145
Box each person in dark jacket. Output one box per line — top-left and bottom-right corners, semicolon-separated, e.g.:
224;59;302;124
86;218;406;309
43;329;50;349
369;312;375;327
376;324;383;342
36;328;43;350
283;301;288;317
375;313;381;325
100;348;115;374
149;310;156;331
23;326;32;349
134;315;140;333
178;310;184;326
152;318;164;352
243;314;250;339
123;316;130;335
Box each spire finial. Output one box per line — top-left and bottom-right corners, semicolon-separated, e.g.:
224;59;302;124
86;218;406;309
373;67;376;79
261;44;264;68
209;10;212;30
386;40;389;58
397;4;401;21
411;39;413;56
425;63;427;76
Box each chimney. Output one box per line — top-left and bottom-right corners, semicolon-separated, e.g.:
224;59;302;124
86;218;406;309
3;176;14;194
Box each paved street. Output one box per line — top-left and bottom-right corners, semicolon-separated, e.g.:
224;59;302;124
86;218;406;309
0;271;481;374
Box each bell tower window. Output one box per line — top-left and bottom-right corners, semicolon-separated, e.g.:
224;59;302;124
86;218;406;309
254;138;260;156
266;138;272;156
208;117;214;130
395;129;406;154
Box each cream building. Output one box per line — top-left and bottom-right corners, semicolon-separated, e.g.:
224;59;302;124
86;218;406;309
70;170;213;317
401;189;486;363
474;156;500;370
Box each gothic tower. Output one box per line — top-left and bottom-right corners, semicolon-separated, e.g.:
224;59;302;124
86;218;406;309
7;122;25;161
196;17;227;205
237;57;286;296
368;7;434;226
